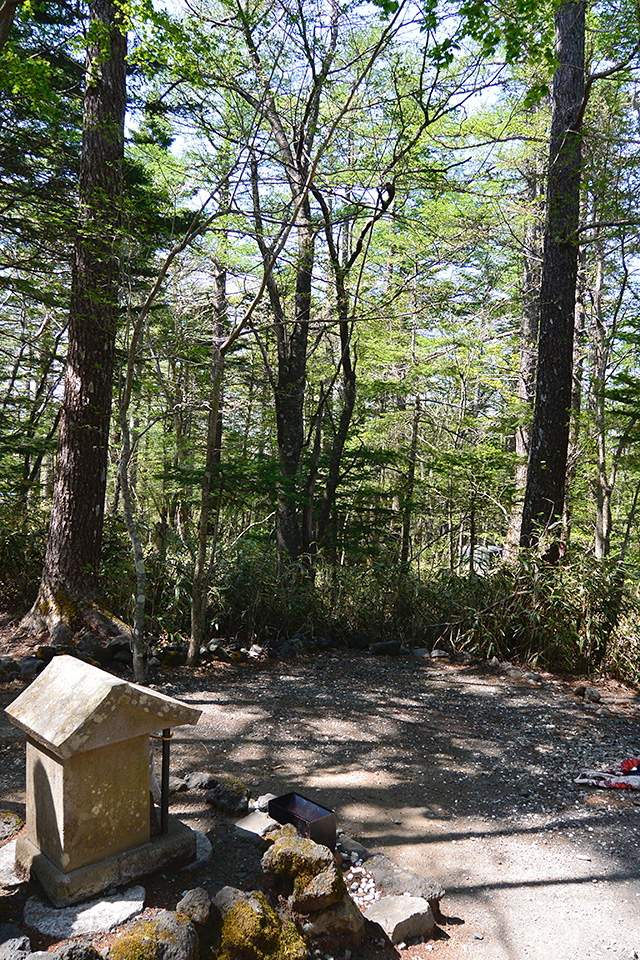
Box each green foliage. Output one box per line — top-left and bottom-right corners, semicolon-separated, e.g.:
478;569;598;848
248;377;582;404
100;516;138;617
183;545;640;681
421;554;640;678
0;504;46;608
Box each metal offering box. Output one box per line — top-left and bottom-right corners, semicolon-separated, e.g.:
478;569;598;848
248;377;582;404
268;791;336;850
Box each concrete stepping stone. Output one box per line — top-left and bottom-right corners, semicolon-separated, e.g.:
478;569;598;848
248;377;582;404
23;885;145;939
365;894;435;944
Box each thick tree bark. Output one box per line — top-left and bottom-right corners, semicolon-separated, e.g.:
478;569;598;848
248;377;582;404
18;0;126;634
503;155;541;560
520;1;585;555
0;0;22;54
189;264;226;664
274;215;313;562
562;216;587;545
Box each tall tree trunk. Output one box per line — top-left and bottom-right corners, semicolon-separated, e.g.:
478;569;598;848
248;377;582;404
188;263;226;664
520;1;585;556
274;213;313;563
400;396;420;565
562;214;587;545
0;0;22;53
503;152;542;559
18;0;126;635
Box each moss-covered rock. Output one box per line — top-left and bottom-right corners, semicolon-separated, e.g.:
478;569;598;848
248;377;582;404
110;910;198;960
261;830;345;912
214;888;306;960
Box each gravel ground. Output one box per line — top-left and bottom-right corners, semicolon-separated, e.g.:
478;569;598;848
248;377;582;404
2;648;640;959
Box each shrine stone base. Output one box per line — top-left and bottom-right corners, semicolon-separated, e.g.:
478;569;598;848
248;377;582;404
15;815;196;907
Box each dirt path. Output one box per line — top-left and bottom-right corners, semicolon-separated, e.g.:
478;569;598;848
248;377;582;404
2;651;640;959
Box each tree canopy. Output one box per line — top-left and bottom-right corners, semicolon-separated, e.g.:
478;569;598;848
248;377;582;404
2;0;640;678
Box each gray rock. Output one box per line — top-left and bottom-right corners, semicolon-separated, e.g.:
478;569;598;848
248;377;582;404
176;888;212;928
35;645;57;665
253;793;277;813
74;635;111;668
168;775;188;794
337;835;370;864
585;686;601;703
22;885;145;939
113;650;133;667
235;811;280;845
365;854;445;915
206;643;231;663
184;771;218;791
0;924;30;960
109;910;198;960
430;648;449;659
17;657;41;679
213;886;246;916
370;641;403;656
412;648;432;659
299;895;365;946
504;666;522;678
106;635;130;655
0;658;19;680
0;814;22;844
50;622;74;648
51;943;101;960
205;780;249;817
365;895;435;944
0;841;22;889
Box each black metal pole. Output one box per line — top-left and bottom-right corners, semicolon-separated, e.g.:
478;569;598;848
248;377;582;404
161;728;170;834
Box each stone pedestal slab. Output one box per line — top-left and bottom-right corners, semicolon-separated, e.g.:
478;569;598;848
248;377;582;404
16;815;196;907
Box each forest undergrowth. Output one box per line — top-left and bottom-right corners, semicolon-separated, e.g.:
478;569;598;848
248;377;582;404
2;504;639;684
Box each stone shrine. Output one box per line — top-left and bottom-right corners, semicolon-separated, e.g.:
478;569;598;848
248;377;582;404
5;655;201;906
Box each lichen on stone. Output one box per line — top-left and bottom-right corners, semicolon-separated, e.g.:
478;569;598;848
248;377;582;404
110;919;161;960
261;831;345;911
217;891;305;960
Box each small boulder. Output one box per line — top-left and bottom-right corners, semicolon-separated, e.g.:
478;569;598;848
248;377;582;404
261;829;345;912
176;888;212;929
213;887;305;960
0;813;23;844
35;645;57;665
49;621;74;648
584;686;601;703
184;771;218;791
365;854;445;917
365;894;435;944
0;923;30;960
168;775;188;794
207;643;232;663
110;910;198;960
0;657;19;680
205;780;250;817
299;895;365;946
17;657;41;679
51;944;101;960
369;641;403;657
235;811;281;846
74;633;111;667
430;648;449;659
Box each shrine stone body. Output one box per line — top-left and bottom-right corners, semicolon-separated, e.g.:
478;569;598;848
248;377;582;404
5;655;201;905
